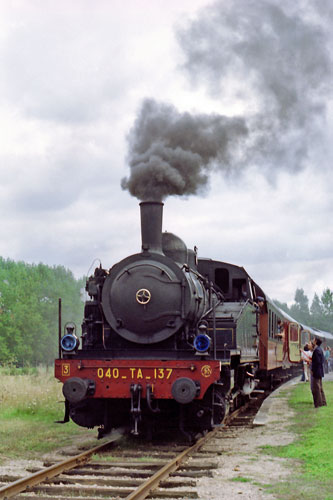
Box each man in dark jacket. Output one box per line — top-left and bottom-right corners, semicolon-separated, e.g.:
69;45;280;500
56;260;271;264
311;337;327;408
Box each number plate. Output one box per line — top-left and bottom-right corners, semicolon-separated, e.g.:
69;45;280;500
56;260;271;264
96;367;173;381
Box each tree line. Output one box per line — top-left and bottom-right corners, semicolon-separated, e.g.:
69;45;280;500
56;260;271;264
0;258;85;366
274;288;333;333
1;256;332;366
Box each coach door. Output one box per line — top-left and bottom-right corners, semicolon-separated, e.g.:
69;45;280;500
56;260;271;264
288;322;301;362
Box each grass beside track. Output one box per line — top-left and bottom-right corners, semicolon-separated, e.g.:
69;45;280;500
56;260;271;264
1;367;332;500
262;380;333;500
0;367;95;462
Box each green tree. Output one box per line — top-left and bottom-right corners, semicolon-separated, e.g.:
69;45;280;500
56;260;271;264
320;288;333;332
0;257;85;366
310;293;323;317
274;288;333;334
289;288;310;324
321;288;333;316
309;293;325;330
272;299;290;316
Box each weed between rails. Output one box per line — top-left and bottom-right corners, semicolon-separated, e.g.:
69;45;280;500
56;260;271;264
230;476;252;483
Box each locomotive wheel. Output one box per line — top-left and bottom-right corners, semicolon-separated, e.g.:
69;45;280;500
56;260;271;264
210;384;228;428
199;384;227;430
186;384;227;435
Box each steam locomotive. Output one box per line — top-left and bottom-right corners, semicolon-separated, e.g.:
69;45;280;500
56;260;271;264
54;201;332;439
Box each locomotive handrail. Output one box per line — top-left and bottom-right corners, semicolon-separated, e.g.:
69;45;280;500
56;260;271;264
235;299;256;320
117;263;175;281
200;296;224;320
139;274;181;284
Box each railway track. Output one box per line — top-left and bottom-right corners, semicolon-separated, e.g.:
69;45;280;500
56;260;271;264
0;390;268;500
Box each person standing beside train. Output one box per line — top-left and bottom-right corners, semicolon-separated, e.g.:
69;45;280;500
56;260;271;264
311;337;327;408
300;344;312;382
324;346;330;373
329;347;333;372
276;320;289;369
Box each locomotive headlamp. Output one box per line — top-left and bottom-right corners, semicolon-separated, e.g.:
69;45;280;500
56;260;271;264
61;323;79;352
61;333;79;352
193;334;211;353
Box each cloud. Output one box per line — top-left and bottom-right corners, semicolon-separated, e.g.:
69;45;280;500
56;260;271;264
2;120;126;214
160;164;333;303
0;0;332;308
0;1;155;124
176;0;332;174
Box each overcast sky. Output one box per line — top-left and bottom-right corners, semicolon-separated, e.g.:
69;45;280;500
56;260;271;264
0;0;332;306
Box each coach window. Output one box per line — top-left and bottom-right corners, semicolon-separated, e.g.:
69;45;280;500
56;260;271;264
301;329;309;345
289;323;299;342
269;312;277;339
269;310;272;338
273;313;277;339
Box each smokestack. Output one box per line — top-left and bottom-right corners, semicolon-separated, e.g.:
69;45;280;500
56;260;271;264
140;201;164;254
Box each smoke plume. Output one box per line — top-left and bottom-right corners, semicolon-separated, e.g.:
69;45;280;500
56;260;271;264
122;99;248;201
123;0;332;201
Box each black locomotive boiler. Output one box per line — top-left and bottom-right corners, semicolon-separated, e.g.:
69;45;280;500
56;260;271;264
55;201;291;438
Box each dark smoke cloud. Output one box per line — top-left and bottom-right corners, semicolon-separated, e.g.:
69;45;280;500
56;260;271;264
177;0;332;169
123;0;332;201
122;99;248;200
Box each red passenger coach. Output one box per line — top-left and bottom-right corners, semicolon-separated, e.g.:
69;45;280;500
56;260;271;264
257;297;302;378
55;359;221;401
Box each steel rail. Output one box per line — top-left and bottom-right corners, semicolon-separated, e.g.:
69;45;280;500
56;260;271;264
124;398;267;500
0;437;117;499
125;426;220;500
0;397;266;500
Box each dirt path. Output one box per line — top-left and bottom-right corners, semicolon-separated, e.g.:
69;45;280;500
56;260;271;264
196;380;300;499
